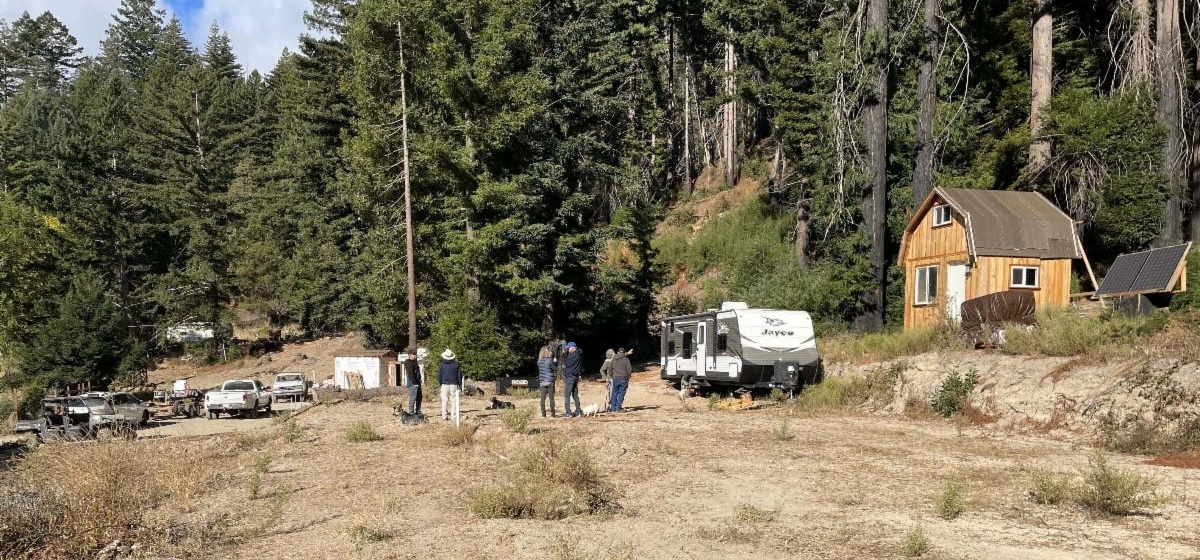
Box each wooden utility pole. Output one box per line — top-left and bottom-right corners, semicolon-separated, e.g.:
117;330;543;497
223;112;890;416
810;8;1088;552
398;22;417;351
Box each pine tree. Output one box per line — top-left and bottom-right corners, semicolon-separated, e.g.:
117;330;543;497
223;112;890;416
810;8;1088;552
5;12;82;91
100;0;166;82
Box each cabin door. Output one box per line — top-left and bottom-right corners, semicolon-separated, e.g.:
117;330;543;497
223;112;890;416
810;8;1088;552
696;322;708;376
946;264;968;322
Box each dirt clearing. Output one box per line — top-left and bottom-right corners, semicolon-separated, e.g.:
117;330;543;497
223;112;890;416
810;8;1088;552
123;374;1200;560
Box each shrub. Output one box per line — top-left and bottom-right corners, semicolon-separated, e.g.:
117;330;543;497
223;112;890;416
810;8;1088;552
707;393;721;410
772;419;795;441
441;422;478;447
0;393;13;433
426;298;519;380
793;365;900;412
501;407;535;434
16;385;45;420
733;504;779;523
1029;470;1074;505
472;436;617;519
345;421;382;443
1076;452;1162;515
900;526;929;557
936;481;964;520
930;369;978;417
1099;413;1200;455
768;387;787;403
346;524;391;552
1003;309;1168;357
281;418;302;443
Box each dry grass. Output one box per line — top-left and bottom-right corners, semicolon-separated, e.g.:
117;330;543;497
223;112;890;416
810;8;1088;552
772;418;796;441
794;364;901;413
2;440;216;558
734;504;779;523
471;436;617;519
820;326;965;364
441;422;479;447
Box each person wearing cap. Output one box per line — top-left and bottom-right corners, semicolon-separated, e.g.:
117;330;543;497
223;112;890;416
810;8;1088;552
607;348;632;412
403;347;422;415
562;341;583;417
437;349;462;421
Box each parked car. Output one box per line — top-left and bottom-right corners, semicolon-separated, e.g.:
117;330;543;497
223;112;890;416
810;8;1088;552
83;391;151;426
14;396;137;442
271;373;308;402
204;379;273;419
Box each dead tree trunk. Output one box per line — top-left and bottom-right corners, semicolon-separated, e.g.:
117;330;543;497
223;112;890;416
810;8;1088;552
397;22;418;350
1029;0;1053;176
912;0;940;208
1119;0;1155;89
723;38;737;187
1189;15;1200;244
1156;0;1185;245
858;0;889;331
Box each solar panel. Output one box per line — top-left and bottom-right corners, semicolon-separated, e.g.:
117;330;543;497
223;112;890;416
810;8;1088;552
1096;250;1150;296
1096;243;1190;297
1129;244;1189;292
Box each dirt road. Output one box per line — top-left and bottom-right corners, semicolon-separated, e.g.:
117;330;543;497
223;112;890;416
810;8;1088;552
140;401;310;438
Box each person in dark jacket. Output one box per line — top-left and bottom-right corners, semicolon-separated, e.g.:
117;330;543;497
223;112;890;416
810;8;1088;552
403;347;422;415
562;342;583;417
536;345;556;418
437;349;462;421
607;348;633;412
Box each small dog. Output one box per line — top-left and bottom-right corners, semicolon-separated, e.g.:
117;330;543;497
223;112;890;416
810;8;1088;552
392;405;427;425
581;403;600;417
485;396;515;410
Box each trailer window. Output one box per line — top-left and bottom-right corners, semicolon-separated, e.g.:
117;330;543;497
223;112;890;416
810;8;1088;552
668;340;676;355
717;333;728;352
682;332;693;359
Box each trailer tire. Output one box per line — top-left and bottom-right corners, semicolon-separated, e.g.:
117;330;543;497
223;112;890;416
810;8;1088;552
141;410;150;426
678;376;694;398
206;410;216;420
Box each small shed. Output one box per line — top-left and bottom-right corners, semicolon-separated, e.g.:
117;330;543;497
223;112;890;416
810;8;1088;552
899;187;1083;330
333;349;398;390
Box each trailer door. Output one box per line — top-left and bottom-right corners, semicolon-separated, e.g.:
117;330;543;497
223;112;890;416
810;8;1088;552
696;322;707;376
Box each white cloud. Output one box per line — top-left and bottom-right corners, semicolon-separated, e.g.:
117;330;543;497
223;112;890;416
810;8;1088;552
0;1;177;60
2;0;303;74
184;0;309;74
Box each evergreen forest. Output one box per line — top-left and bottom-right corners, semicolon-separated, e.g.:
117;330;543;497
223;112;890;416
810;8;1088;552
1;0;1198;389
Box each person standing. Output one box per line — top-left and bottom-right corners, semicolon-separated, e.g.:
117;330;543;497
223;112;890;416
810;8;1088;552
600;348;615;405
403;347;422;415
536;345;556;418
608;348;632;412
437;349;462;421
562;342;583;417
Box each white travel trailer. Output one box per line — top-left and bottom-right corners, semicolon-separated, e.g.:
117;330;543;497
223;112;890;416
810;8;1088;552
660;302;820;394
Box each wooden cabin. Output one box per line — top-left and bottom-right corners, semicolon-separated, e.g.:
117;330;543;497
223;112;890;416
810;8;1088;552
899;187;1082;330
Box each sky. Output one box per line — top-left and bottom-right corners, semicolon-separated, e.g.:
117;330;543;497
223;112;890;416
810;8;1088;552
0;0;312;73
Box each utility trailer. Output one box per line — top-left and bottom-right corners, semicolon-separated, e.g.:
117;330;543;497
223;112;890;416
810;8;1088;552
150;379;205;419
661;302;821;396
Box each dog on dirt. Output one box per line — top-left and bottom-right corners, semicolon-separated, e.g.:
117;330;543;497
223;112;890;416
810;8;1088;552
392;405;427;425
581;403;600;417
485;396;515;410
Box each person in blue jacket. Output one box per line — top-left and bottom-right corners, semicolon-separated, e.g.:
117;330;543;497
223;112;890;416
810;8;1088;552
536;345;556;418
437;349;462;421
562;341;583;417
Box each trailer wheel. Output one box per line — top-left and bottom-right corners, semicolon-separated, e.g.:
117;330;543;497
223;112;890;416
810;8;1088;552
141;410;150;426
678;376;694;398
206;410;216;420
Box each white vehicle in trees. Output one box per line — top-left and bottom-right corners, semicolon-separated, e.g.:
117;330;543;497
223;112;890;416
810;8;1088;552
204;379;273;419
661;302;821;396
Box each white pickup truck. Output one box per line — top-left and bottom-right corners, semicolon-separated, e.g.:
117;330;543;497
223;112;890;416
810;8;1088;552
204;379;273;419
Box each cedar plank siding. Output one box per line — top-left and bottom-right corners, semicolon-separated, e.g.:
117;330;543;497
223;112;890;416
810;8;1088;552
902;193;1074;330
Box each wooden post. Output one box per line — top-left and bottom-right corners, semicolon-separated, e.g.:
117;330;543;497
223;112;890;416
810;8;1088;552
397;22;418;351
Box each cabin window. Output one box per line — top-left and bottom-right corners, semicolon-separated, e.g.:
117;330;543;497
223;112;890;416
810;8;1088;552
682;331;693;359
914;265;939;305
932;205;952;227
1011;266;1039;288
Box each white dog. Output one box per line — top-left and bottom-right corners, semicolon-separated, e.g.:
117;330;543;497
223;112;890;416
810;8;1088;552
581;403;600;417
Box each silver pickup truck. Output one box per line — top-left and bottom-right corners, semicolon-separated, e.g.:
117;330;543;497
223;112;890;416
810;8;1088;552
204;379;273;419
271;373;308;402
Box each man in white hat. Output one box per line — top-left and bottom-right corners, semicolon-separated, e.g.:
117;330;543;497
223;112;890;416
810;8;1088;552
437;349;463;421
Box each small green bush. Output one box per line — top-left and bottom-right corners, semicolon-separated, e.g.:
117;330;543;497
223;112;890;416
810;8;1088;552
17;385;45;420
1076;452;1162;515
346;524;391;552
930;369;978;417
500;407;535;434
768;387;787;403
1030;470;1074;505
794;365;900;412
344;421;382;443
900;525;928;557
441;423;478;447
707;393;721;410
772;419;795;441
936;481;964;520
733;504;779;523
281;419;302;443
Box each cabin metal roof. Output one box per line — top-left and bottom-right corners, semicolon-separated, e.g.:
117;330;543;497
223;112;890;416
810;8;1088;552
909;187;1082;260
